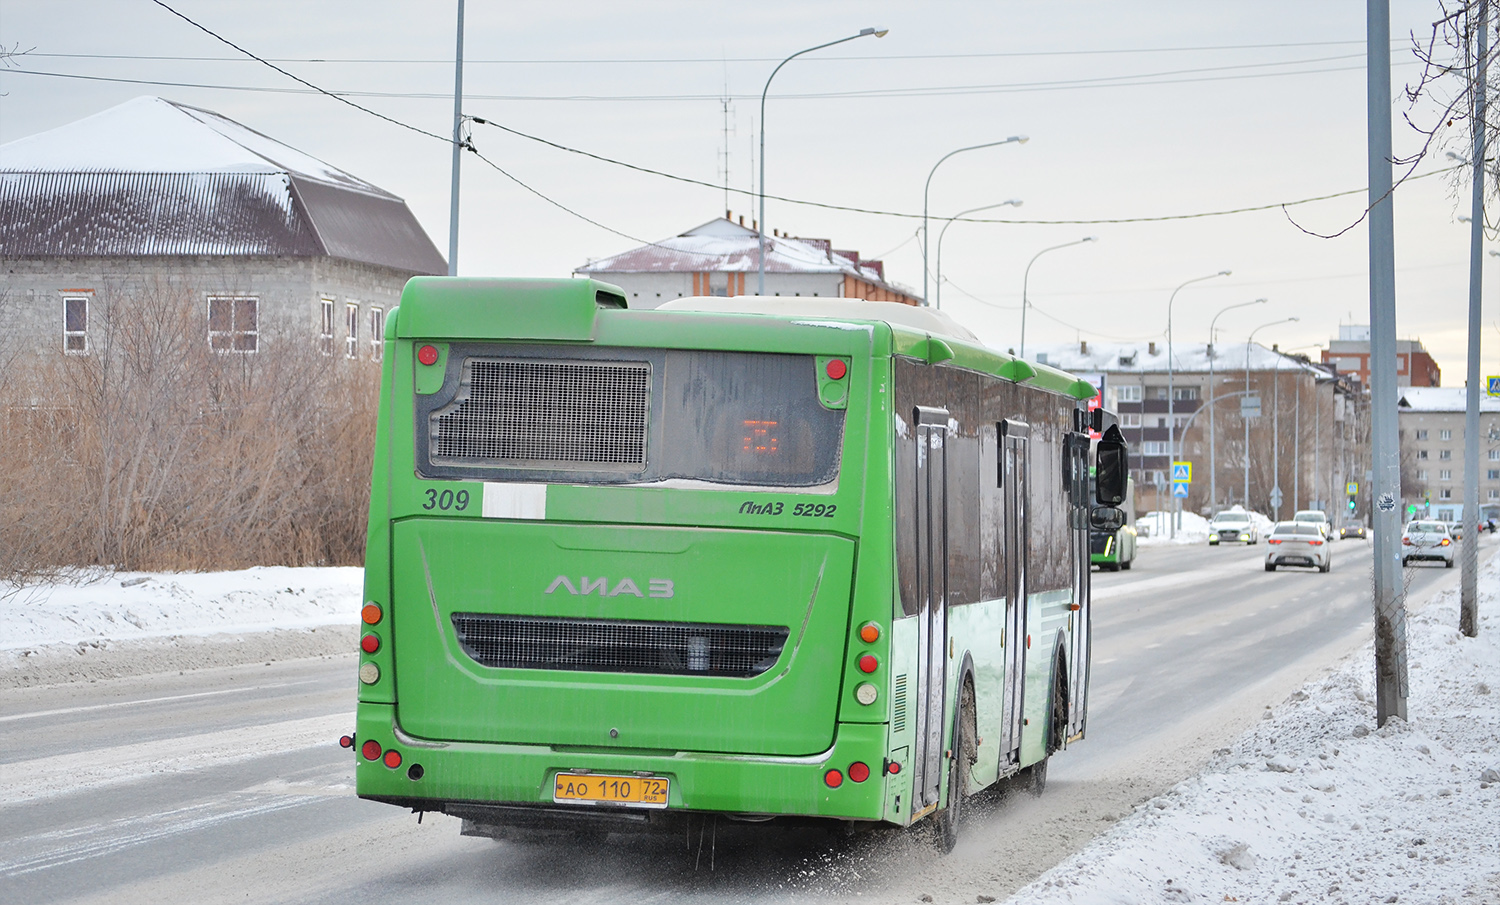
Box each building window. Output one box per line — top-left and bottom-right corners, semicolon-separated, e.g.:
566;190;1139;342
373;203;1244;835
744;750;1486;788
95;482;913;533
63;295;89;353
1440;469;1452;481
1418;450;1429;460
1488;469;1499;480
1140;441;1170;456
320;297;335;355
1439;489;1452;500
1116;385;1142;403
369;306;384;361
1417;470;1428;481
1172;386;1199;401
1440;429;1452;440
208;296;258;352
1490;489;1499;500
1148;385;1169;400
1121;412;1142;427
345;302;359;359
1144;469;1165;485
1490;450;1500;461
1439;449;1452;460
1415;429;1428;440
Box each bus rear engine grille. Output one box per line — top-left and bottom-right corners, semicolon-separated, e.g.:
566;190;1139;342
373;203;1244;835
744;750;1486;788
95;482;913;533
451;614;789;678
432;359;649;466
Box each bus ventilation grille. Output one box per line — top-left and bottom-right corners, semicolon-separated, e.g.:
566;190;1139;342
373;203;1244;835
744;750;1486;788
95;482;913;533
432;359;650;466
893;673;908;732
451;613;788;678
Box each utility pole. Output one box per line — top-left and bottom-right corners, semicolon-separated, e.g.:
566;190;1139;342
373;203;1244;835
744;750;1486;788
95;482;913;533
447;0;465;277
1462;0;1488;638
1367;0;1410;724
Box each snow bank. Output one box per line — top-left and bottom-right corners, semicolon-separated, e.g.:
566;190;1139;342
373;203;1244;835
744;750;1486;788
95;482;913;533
0;566;362;651
1005;556;1500;904
1136;510;1212;545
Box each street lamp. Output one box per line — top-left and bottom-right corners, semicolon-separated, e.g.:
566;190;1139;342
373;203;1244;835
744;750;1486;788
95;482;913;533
757;27;888;296
1166;270;1231;536
1246;317;1299;516
1019;237;1097;358
1207;297;1268;512
935;199;1023;310
922;136;1028;306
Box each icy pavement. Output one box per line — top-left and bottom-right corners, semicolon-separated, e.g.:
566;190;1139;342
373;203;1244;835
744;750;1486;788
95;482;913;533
1006;557;1500;905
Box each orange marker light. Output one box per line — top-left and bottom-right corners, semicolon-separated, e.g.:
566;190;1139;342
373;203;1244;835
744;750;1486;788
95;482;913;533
362;604;383;625
859;623;880;644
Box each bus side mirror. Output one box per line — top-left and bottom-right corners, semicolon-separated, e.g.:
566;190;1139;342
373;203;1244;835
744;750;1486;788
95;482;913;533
1089;507;1125;532
1095;425;1128;506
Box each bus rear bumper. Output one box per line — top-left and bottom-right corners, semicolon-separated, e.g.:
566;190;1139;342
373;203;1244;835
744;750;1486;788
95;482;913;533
352;704;895;827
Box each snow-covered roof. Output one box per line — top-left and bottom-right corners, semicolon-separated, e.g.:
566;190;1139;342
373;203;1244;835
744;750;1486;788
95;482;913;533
575;217;918;300
1027;340;1328;377
657;296;980;343
1396;386;1500;413
0;96;445;273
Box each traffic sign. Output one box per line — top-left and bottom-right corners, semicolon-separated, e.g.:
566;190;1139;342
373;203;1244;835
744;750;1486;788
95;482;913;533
1240;395;1261;418
1346;481;1358;495
1171;462;1192;482
1172;482;1190;498
1269;486;1284;509
1489;375;1500;397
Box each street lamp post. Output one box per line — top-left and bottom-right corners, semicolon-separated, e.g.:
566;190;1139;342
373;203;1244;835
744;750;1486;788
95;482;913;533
758;27;888;296
1019;237;1097;358
934;199;1023;310
922;136;1028;306
1246;317;1299;515
1166;270;1231;537
1208;298;1267;512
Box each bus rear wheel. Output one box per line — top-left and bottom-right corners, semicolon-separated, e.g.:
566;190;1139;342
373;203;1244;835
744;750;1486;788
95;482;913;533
935;681;976;853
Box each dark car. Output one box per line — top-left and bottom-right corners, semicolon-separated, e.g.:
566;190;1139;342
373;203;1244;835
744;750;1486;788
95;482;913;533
1339;520;1367;540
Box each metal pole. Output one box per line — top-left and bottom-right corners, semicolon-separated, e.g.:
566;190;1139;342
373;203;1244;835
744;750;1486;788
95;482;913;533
1166;271;1231;537
759;28;887;297
1368;0;1410;724
1209;298;1268;513
1019;236;1094;359
1294;367;1301;510
935;199;1022;310
923;137;1028;307
1273;349;1281;520
447;0;465;277
1463;0;1488;637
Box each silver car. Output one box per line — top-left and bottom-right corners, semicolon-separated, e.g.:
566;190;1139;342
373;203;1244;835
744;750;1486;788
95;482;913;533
1264;522;1331;572
1402;520;1455;567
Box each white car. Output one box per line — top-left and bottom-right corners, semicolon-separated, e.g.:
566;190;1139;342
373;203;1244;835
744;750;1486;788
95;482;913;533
1402;520;1455;568
1208;509;1258;545
1292;509;1332;539
1264;521;1331;572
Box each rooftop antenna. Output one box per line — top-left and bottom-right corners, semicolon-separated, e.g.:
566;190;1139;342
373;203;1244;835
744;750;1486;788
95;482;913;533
718;62;735;214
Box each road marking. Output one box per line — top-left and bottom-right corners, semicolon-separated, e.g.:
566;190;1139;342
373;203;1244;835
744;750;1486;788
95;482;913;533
0;682;312;724
0;711;354;803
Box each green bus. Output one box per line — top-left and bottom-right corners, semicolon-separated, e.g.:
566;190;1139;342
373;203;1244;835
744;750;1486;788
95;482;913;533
1089;476;1136;571
348;278;1127;851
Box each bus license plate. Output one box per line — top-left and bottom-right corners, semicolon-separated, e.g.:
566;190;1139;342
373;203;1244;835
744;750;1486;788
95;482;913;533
553;772;670;808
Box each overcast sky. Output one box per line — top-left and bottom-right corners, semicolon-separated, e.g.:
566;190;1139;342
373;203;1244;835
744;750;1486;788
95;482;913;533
2;0;1492;382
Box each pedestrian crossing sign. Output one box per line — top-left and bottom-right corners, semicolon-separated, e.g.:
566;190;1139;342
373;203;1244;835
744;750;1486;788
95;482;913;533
1171;462;1192;483
1489;376;1500;397
1172;482;1190;498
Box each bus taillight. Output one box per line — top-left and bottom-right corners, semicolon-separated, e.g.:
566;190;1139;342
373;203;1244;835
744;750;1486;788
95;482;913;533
360;634;380;653
417;344;439;366
383;749;403;769
824;769;844;788
361;740;382;761
848;762;870;783
857;654;878;673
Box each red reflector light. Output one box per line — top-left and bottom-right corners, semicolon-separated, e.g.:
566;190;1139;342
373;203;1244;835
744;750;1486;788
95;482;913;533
859;623;880;643
339;735;354;748
362;604;382;625
887;761;901;775
383;749;403;769
857;654;878;673
361;740;382;761
824;769;844;788
826;359;847;380
360;634;380;653
848;762;870;783
417;344;439;366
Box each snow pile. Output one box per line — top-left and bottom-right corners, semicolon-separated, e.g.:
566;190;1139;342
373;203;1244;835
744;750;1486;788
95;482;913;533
1136;510;1212;545
0;566;363;652
1006;557;1500;904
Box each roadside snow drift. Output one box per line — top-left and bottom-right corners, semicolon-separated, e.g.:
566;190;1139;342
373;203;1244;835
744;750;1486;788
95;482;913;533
1006;556;1500;904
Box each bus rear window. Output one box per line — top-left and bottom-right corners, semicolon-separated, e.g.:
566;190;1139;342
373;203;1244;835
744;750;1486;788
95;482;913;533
417;345;845;488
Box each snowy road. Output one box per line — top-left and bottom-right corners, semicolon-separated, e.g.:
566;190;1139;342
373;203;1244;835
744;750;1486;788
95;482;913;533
0;537;1484;904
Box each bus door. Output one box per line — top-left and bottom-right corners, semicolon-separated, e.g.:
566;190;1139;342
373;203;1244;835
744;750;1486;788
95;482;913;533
1000;420;1029;767
912;406;950;811
1066;434;1091;742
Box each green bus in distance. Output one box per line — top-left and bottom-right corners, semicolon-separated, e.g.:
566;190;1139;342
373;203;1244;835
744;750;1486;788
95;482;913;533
349;278;1126;852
